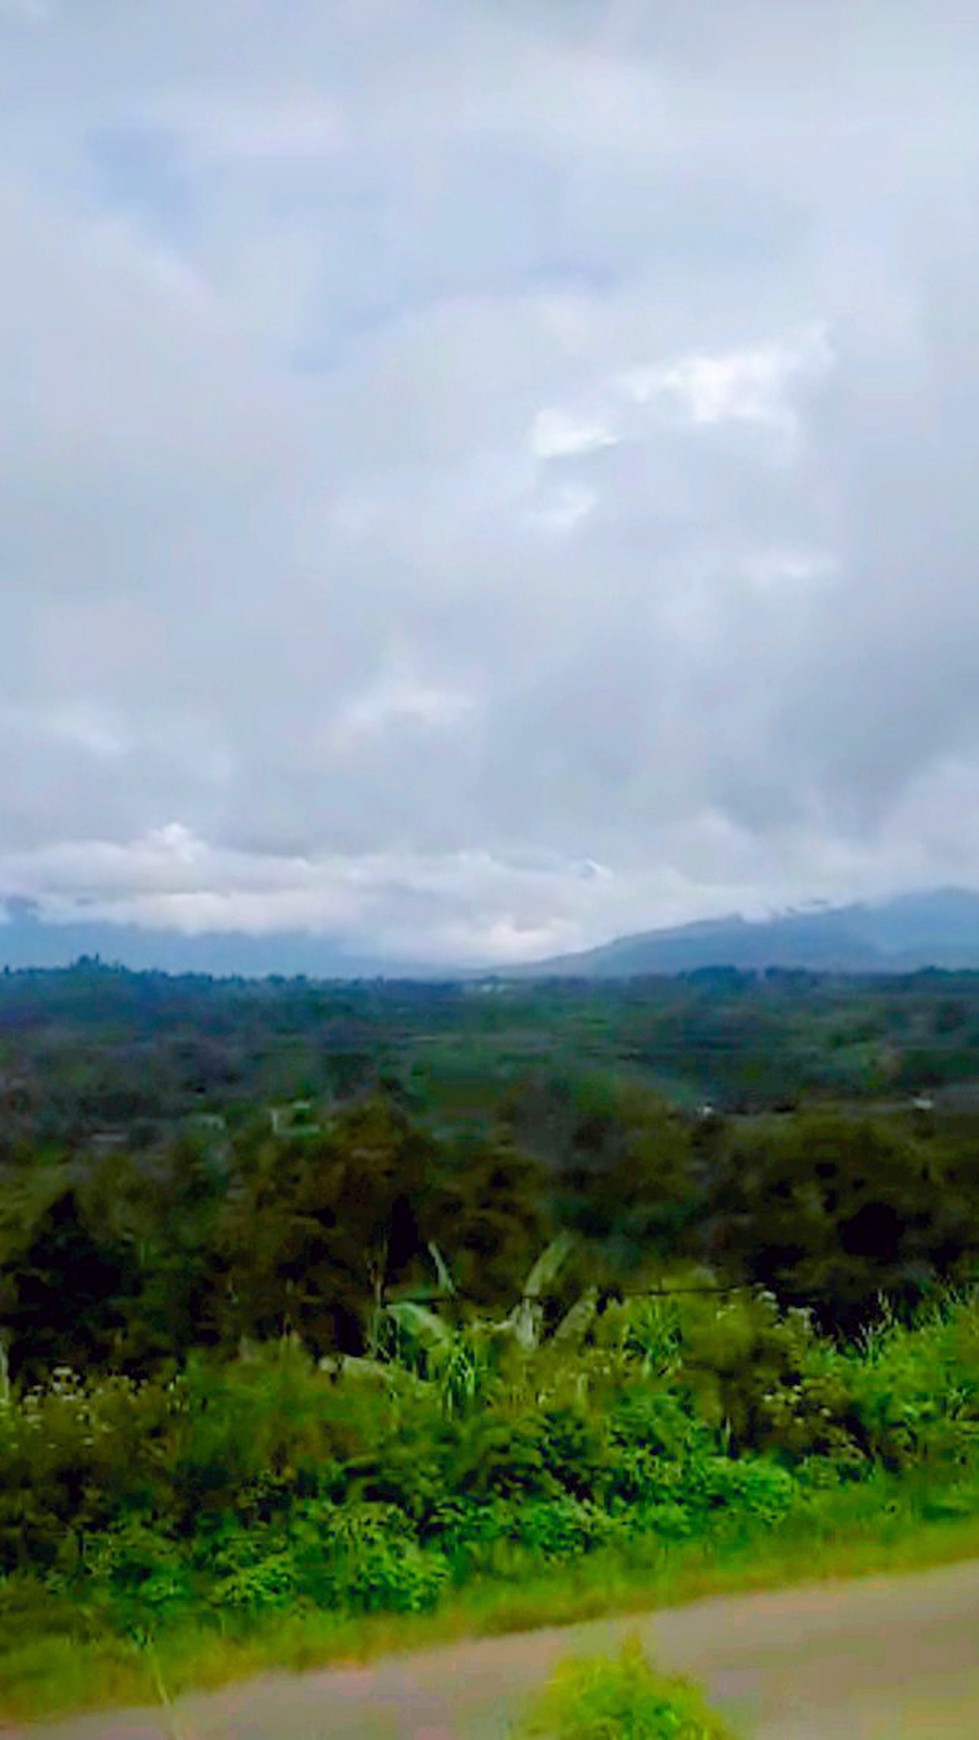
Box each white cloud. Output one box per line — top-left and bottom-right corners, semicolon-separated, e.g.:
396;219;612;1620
528;481;599;533
1;703;132;761
531;407;618;460
327;675;479;747
622;327;834;433
738;548;840;594
1;1;979;962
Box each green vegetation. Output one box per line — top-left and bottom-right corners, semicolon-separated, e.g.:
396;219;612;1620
7;962;979;1720
514;1636;736;1737
8;956;979;1147
7;1282;979;1719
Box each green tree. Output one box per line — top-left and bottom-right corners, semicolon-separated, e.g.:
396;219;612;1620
1;1182;141;1382
435;1130;550;1307
555;1077;699;1274
707;1112;968;1331
219;1097;439;1355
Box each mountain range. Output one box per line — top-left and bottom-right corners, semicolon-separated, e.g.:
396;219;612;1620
0;900;405;980
501;888;979;978
5;888;979;980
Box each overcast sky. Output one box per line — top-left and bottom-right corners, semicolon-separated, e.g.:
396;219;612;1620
2;0;979;964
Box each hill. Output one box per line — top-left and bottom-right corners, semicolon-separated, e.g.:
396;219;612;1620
0;900;423;980
507;888;979;979
7;887;979;982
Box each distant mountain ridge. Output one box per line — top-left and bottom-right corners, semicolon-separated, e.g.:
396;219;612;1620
5;887;979;981
0;902;421;980
506;888;979;979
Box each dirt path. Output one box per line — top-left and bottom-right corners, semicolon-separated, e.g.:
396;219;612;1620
15;1557;979;1738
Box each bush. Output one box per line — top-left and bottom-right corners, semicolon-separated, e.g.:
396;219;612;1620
333;1538;450;1613
292;1501;449;1614
7;1286;979;1671
0;1371;177;1572
845;1297;979;1471
704;1457;796;1525
671;1293;861;1462
513;1635;736;1738
79;1520;193;1634
421;1494;510;1564
507;1496;614;1560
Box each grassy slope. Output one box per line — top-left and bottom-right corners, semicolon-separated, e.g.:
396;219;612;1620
6;1475;979;1725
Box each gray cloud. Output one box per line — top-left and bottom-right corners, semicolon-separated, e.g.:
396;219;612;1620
2;1;979;962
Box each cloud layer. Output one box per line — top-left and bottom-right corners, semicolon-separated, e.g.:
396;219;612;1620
3;1;979;963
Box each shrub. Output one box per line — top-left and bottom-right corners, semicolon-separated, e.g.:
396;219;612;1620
8;1283;979;1670
691;1457;796;1528
449;1416;565;1500
507;1496;614;1560
421;1494;510;1562
79;1519;193;1634
0;1371;177;1572
671;1293;860;1461
207;1551;299;1617
291;1500;449;1614
331;1537;449;1614
513;1635;737;1738
848;1300;979;1472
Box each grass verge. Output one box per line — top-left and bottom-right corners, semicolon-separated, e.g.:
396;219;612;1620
5;1476;979;1725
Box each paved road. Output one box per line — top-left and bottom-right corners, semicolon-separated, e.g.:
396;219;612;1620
12;1558;979;1738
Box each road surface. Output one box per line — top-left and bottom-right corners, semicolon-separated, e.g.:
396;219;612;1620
11;1557;979;1737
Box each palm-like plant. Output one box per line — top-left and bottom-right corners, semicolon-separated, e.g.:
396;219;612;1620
354;1235;592;1416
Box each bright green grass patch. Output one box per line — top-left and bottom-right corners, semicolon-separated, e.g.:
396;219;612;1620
513;1635;736;1738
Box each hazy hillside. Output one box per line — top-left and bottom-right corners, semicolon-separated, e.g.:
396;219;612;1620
0;901;417;980
6;888;979;981
507;889;979;979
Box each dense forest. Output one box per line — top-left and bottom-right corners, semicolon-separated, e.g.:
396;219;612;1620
7;959;979;1370
8;960;979;1718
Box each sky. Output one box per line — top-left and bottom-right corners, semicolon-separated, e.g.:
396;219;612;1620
3;0;979;966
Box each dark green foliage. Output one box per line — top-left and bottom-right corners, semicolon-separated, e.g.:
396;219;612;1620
216;1097;441;1355
9;963;979;1703
3;1186;142;1384
705;1112;974;1330
9;963;979;1373
435;1131;551;1306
